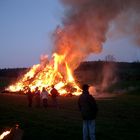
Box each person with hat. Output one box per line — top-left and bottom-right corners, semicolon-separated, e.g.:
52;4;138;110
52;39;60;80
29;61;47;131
78;84;98;140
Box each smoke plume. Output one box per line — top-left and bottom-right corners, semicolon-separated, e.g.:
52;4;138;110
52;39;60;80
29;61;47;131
52;0;140;70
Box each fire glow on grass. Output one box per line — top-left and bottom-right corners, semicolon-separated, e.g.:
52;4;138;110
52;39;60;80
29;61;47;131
7;53;81;96
0;130;11;140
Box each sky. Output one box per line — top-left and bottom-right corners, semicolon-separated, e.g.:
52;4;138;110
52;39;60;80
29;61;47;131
0;0;140;68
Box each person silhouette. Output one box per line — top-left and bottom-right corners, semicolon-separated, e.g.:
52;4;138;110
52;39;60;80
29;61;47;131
50;85;59;108
40;87;49;108
78;84;98;140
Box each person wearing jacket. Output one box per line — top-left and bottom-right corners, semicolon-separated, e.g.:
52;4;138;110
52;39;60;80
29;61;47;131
40;87;49;108
34;87;41;108
78;84;98;140
50;85;59;108
26;87;34;108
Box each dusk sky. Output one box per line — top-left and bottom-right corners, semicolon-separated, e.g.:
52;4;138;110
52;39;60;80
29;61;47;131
0;0;140;68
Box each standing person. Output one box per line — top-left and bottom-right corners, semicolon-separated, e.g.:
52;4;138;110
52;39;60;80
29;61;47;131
26;87;34;108
78;84;98;140
34;87;41;108
50;85;59;108
40;87;49;108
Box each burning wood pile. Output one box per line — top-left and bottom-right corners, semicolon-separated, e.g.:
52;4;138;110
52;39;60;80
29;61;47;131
7;53;81;96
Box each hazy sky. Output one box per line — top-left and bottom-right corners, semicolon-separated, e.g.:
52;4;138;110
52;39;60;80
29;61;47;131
0;0;140;68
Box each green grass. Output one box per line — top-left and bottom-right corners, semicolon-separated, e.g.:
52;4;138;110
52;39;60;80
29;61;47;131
0;93;140;140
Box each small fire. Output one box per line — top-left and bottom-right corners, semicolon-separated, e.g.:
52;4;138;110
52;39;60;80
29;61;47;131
7;53;81;95
0;130;11;140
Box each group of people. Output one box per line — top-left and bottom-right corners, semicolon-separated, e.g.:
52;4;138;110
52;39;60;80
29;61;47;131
26;85;59;108
26;84;98;140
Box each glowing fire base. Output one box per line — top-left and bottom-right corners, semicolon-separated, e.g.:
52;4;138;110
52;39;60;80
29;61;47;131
7;53;81;96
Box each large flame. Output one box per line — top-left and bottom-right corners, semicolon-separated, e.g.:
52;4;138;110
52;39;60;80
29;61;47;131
7;53;81;96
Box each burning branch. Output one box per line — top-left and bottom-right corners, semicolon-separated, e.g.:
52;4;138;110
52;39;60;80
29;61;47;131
0;131;11;140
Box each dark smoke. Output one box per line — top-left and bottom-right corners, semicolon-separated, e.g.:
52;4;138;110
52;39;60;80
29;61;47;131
53;0;140;69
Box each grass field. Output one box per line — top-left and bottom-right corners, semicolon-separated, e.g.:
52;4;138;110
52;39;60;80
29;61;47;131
0;93;140;140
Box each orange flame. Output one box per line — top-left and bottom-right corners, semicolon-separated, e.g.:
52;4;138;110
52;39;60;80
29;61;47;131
0;130;11;140
7;53;81;96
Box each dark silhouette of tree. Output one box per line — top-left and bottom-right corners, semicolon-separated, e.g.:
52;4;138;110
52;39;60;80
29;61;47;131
105;54;116;62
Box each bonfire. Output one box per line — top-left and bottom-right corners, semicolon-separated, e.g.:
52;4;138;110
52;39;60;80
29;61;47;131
7;53;81;96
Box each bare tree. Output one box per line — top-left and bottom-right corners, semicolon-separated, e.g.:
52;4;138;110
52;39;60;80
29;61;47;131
105;54;116;62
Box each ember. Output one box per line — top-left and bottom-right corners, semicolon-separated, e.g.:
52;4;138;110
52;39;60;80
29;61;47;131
0;130;11;140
